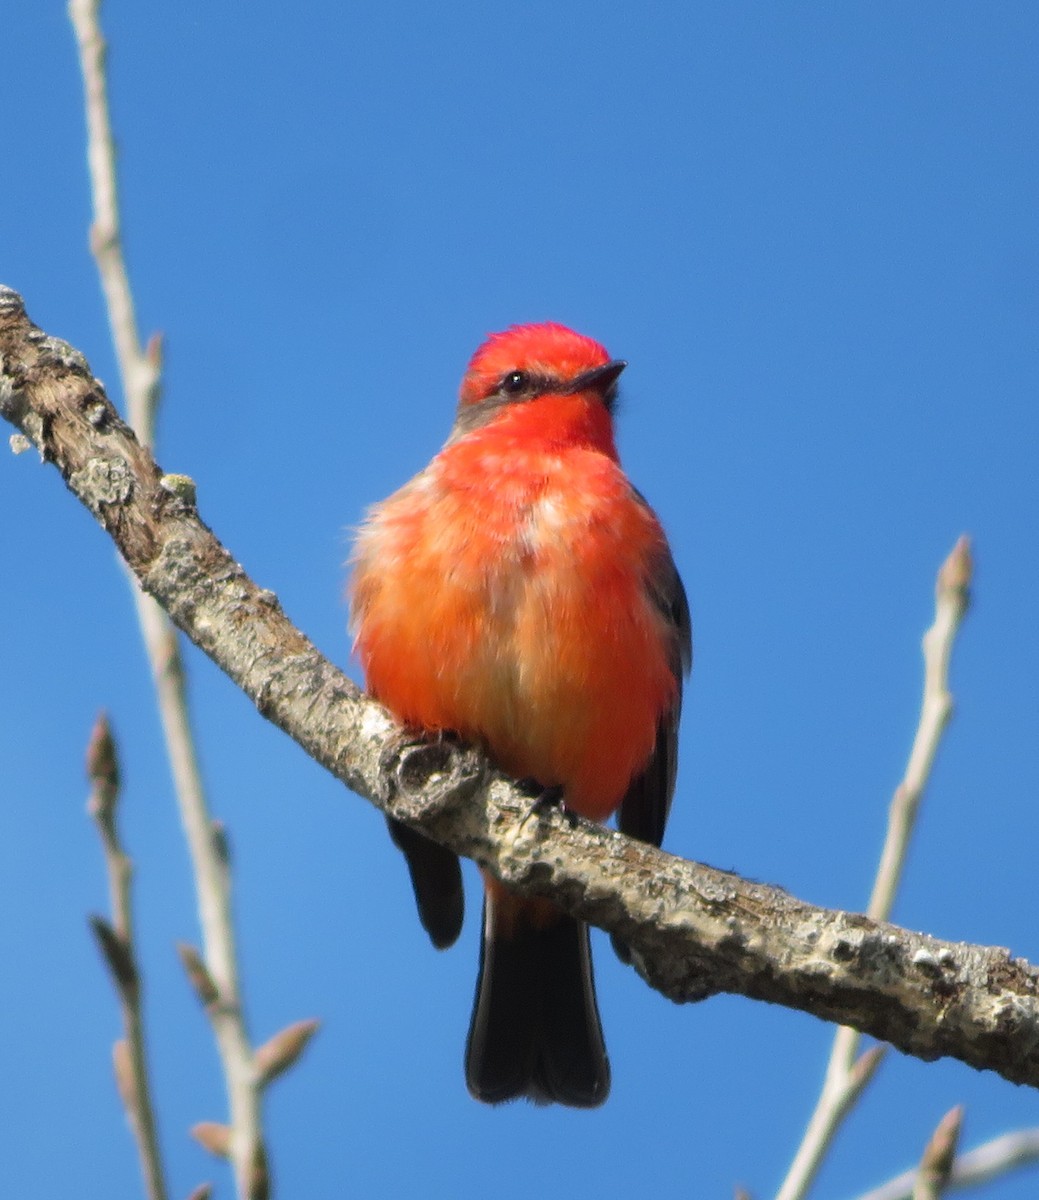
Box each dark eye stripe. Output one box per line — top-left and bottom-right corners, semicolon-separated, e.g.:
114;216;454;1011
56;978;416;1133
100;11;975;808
497;371;557;399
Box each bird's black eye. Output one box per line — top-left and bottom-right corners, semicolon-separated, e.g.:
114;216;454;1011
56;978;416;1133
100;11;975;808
501;370;528;395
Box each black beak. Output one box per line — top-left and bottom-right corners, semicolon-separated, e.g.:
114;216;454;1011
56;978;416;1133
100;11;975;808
566;360;627;395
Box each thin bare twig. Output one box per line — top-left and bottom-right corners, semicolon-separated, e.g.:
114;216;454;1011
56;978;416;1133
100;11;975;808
87;714;168;1200
775;537;973;1200
68;3;268;1194
868;539;972;922
854;1127;1039;1200
66;0;161;448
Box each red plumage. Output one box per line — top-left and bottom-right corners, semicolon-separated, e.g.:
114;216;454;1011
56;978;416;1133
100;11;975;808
350;323;690;1106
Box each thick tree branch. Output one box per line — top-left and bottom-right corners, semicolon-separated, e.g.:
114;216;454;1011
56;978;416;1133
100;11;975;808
3;287;1039;1090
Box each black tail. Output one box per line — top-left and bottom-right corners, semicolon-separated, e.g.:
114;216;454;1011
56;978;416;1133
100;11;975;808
465;892;610;1107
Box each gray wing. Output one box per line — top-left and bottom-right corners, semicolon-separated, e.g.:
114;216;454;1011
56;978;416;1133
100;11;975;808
616;531;691;850
612;519;691;962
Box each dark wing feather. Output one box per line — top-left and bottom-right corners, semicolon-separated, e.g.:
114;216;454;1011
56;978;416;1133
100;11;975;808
617;523;691;849
612;509;691;961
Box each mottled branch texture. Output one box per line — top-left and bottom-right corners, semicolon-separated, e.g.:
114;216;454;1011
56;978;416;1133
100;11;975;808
3;286;1038;1089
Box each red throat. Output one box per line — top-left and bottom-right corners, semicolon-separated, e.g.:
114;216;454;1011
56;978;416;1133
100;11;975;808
466;390;619;459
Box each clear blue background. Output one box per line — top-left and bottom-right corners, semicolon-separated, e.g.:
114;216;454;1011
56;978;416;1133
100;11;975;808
3;3;1038;1198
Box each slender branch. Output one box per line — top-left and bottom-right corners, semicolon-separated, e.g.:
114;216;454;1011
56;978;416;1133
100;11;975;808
868;539;972;923
68;0;161;447
4;290;1039;1090
86;714;169;1200
774;538;972;1200
775;1041;886;1200
67;5;266;1194
141;600;266;1200
854;1128;1039;1200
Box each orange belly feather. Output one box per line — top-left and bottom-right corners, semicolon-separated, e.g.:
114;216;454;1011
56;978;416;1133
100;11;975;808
352;428;676;820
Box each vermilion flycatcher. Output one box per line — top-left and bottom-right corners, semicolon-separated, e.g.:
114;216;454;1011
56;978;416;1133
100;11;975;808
350;322;690;1107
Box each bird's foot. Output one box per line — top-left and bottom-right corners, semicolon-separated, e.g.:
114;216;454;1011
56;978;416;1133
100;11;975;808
515;780;577;828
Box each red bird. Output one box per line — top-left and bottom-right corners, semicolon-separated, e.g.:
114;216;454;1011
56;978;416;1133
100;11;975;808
350;322;690;1107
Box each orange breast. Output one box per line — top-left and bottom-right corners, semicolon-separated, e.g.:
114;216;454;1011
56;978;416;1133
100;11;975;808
351;432;677;821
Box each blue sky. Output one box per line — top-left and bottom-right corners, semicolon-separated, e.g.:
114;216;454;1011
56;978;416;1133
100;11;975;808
3;3;1038;1197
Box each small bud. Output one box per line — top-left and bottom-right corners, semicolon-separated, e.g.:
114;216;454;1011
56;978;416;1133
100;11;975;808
86;712;120;821
186;1186;213;1200
89;915;138;997
191;1122;231;1159
176;942;220;1008
917;1104;964;1191
256;1019;321;1087
937;535;972;609
849;1043;886;1090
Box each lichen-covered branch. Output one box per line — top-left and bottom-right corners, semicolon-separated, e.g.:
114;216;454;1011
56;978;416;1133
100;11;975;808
3;287;1039;1091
